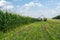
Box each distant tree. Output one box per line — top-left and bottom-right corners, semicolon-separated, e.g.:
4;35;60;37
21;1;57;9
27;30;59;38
53;15;60;19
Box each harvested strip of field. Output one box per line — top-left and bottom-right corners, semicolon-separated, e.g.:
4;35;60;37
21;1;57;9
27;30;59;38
1;20;60;40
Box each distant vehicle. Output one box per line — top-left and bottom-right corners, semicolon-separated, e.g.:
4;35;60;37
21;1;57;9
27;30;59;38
37;17;42;21
37;15;47;21
44;18;47;21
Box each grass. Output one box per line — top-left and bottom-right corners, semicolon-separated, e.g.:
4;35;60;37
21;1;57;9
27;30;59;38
0;19;60;40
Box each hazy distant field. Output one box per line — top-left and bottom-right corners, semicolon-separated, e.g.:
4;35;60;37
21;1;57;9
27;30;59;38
0;19;60;40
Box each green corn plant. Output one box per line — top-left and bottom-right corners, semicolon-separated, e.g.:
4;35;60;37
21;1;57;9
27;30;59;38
0;10;39;33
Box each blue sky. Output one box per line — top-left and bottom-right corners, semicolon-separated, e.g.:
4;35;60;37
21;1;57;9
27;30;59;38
0;0;60;18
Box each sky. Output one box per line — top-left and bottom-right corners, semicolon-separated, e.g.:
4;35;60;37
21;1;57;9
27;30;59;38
0;0;60;18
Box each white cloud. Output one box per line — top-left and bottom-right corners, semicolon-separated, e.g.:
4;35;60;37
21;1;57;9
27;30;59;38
19;2;44;13
0;0;60;18
24;2;43;9
13;2;45;18
0;0;14;10
24;2;43;7
15;2;60;18
6;5;14;9
0;0;6;6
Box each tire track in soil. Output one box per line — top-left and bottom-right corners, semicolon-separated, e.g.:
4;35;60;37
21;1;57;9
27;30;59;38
40;23;47;40
40;21;53;40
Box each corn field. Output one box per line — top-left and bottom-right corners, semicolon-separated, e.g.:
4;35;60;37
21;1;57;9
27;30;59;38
0;10;38;32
